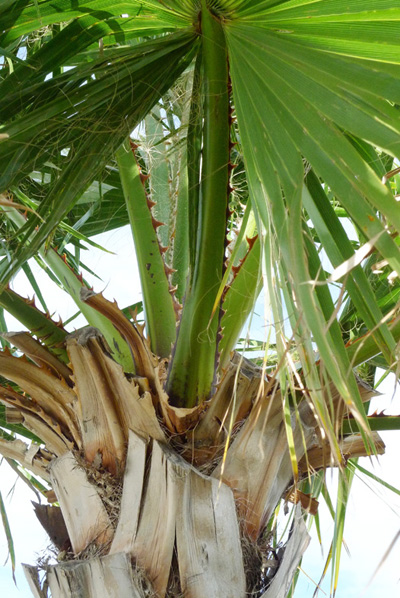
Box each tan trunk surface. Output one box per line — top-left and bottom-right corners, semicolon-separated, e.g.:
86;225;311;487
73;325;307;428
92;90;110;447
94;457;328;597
110;430;147;555
111;430;246;598
46;553;143;598
214;395;315;539
175;462;246;598
128;440;177;597
50;451;113;553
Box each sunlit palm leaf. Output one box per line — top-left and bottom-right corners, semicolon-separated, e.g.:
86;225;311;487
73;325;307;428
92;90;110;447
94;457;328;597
0;0;191;45
225;4;400;446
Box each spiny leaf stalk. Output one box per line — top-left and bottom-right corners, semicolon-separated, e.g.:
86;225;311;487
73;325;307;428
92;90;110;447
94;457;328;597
166;1;231;407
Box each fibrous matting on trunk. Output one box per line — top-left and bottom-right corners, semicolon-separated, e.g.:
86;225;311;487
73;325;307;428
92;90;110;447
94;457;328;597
0;323;383;598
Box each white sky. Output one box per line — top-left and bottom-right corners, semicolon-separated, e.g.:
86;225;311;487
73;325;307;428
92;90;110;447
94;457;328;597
0;227;399;597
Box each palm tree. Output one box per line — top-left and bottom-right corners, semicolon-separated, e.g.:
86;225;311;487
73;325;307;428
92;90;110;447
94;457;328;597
0;1;399;596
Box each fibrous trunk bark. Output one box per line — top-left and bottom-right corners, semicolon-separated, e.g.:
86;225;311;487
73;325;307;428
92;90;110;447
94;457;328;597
23;427;311;598
7;328;381;598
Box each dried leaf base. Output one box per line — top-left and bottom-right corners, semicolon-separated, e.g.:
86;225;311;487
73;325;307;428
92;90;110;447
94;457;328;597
0;326;383;598
23;430;310;598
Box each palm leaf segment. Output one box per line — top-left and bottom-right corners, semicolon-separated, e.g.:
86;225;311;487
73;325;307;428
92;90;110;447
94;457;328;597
0;1;399;596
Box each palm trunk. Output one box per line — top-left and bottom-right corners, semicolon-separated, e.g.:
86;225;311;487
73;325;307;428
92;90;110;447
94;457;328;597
23;431;310;598
10;324;313;598
0;324;381;598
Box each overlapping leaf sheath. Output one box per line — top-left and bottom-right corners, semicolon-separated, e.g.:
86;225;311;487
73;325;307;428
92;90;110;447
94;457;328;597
0;318;166;478
0;313;387;597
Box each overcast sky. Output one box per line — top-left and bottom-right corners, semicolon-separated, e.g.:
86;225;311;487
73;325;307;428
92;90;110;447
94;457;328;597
1;227;399;597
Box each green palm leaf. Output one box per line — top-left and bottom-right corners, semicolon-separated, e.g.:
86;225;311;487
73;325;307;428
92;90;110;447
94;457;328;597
0;2;399;595
225;4;400;446
0;31;198;287
0;0;191;45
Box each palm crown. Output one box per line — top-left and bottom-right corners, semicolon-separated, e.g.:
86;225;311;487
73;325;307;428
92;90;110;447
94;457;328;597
0;1;399;596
